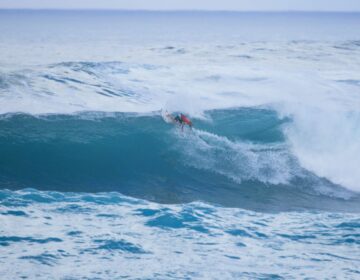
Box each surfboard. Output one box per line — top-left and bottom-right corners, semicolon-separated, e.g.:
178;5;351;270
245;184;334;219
161;109;174;124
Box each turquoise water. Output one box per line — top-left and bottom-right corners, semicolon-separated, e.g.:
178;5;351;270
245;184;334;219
0;10;360;279
0;111;358;212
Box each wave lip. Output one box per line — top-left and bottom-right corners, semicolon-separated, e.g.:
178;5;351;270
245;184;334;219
285;106;360;193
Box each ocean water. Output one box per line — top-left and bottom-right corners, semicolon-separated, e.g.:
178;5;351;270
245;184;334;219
0;10;360;279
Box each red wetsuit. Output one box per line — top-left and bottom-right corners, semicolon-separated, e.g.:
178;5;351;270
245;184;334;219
180;114;192;126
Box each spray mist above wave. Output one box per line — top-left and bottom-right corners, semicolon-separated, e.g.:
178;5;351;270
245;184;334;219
0;61;170;114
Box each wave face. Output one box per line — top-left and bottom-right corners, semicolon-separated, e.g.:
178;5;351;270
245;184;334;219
1;111;359;212
1;11;360;279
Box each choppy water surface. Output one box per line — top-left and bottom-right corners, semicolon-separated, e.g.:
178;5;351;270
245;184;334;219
0;10;360;279
1;189;360;279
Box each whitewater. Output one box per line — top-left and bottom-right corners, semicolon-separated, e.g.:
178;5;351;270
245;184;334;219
0;10;359;279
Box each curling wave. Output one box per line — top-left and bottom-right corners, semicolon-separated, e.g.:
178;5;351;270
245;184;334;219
0;110;358;212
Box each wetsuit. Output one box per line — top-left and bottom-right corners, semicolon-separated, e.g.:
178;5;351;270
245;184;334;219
174;115;183;124
180;114;192;126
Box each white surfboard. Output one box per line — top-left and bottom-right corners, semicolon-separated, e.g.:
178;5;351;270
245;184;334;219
161;109;175;124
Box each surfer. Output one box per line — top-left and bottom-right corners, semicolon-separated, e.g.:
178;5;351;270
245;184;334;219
166;112;193;130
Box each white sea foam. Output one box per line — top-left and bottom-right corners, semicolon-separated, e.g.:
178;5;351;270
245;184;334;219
176;128;295;185
0;190;359;279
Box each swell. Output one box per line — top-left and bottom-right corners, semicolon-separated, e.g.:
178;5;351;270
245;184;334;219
0;109;358;212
